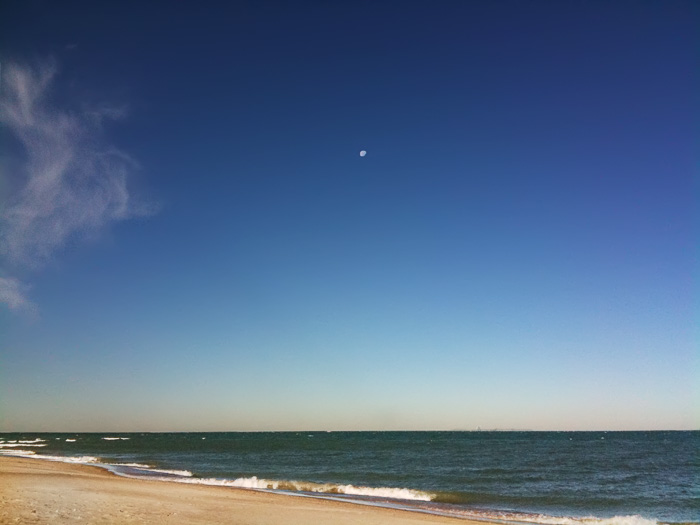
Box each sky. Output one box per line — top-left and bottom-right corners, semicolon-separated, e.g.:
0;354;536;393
0;0;697;432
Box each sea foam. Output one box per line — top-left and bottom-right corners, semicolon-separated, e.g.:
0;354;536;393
0;449;37;456
525;516;658;525
140;468;193;477
33;454;100;464
36;454;101;464
0;449;100;464
0;450;667;525
0;443;47;448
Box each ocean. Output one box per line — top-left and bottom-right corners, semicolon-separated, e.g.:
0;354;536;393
1;431;697;524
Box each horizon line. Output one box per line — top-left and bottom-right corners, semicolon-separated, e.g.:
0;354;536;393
1;428;698;434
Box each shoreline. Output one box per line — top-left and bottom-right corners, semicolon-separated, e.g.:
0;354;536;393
0;455;477;524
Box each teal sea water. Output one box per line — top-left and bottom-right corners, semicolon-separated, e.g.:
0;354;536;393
1;431;697;524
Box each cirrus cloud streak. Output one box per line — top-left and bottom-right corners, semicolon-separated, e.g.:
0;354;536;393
0;59;155;312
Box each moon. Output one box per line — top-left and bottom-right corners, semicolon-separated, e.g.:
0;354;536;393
359;150;367;157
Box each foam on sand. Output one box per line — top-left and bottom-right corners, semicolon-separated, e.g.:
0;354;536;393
523;516;658;525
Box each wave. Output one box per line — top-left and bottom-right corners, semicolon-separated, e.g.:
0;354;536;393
31;453;100;464
138;468;193;477
527;516;658;525
401;496;665;525
403;503;664;525
102;437;130;441
223;476;433;501
125;473;433;501
0;448;100;464
0;449;37;456
0;451;675;525
456;512;661;525
35;454;101;464
118;472;663;525
0;443;47;448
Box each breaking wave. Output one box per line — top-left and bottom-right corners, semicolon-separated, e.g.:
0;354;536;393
0;448;99;464
0;452;671;525
130;473;433;501
139;468;193;477
35;454;101;464
0;449;38;456
111;470;663;525
226;476;433;501
0;443;47;447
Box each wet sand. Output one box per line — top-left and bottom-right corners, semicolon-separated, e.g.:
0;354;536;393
0;456;477;524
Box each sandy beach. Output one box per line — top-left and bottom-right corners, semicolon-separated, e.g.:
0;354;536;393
0;456;476;524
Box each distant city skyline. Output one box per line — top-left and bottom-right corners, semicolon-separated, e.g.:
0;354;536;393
1;0;697;432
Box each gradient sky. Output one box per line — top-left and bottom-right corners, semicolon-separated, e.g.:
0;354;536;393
0;1;697;432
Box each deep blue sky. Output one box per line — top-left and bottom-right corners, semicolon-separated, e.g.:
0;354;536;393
1;1;697;431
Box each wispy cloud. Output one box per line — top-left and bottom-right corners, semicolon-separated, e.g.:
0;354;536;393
0;276;37;316
0;59;154;312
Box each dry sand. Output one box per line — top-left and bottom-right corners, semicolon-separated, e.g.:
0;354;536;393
0;456;479;524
